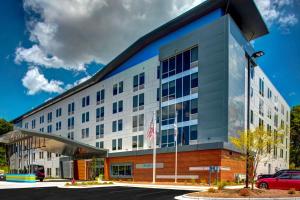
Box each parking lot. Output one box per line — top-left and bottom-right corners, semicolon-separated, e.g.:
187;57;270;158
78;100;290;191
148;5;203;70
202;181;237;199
0;186;189;200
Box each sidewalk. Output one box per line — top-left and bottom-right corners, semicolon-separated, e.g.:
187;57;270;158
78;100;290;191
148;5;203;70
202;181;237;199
0;181;67;189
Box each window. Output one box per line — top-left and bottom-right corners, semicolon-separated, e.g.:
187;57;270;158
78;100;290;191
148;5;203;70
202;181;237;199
132;93;144;111
176;53;182;74
162;83;168;102
68;117;74;130
81;112;90;123
169;80;175;100
56;168;59;177
82;96;90;107
259;78;264;96
39;152;44;159
162;60;168;79
81;128;89;139
47;125;52;133
182;100;190;122
112;121;117;132
259;99;264;116
39;128;44;132
176;78;182;98
55;121;62;131
40;115;44;124
47;112;52;123
183;49;190;71
110;163;132;178
96;89;105;104
138;135;144;148
112;139;117;150
32;153;35;162
113;82;123;95
56;108;62;117
157;66;160;79
191;73;198;93
113;102;117;114
96;141;104;149
68;102;75;115
96;107;104;121
183;75;190;96
157;88;160;101
190;98;198;116
113;101;123;113
132;136;137;149
132;116;138;131
191;46;198;62
96;124;104;139
32;119;36;129
267;88;272;99
169;57;175;76
133;73;145;91
47;168;52;177
259;118;264;128
250;110;254;124
68;132;74;140
118;119;123;131
138;114;144;130
47;152;51;160
190;125;197;140
118;138;122;150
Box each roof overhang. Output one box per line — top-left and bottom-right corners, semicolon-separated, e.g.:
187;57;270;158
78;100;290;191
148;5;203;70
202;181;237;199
11;0;268;123
0;129;107;159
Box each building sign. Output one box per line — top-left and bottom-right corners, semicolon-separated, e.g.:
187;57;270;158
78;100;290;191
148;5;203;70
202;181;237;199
189;166;231;171
135;163;164;169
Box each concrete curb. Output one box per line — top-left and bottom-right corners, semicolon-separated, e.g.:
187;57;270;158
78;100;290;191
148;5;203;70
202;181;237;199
174;194;300;200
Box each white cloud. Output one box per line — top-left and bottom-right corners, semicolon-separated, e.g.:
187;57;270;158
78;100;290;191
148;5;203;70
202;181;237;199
65;75;92;90
254;0;298;32
17;0;205;71
22;67;64;95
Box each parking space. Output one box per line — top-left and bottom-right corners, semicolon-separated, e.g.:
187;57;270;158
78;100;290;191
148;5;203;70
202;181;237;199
0;186;189;200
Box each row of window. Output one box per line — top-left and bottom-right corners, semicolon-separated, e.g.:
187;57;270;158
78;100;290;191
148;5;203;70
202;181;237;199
162;73;198;102
96;134;144;151
162;99;198;126
161;46;198;79
161;125;198;147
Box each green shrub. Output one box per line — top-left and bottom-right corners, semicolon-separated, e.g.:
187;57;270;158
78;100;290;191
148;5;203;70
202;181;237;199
208;187;216;193
217;181;227;190
288;188;296;195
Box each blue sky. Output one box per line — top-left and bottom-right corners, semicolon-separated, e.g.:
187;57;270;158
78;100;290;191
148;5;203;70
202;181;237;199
0;0;299;121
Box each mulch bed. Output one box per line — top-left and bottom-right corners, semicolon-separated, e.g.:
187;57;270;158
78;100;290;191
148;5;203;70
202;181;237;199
188;188;300;198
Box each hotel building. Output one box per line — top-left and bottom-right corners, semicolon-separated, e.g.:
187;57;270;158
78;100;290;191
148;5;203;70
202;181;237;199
11;0;290;182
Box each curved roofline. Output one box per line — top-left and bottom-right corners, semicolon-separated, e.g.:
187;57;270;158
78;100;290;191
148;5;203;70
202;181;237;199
12;0;268;123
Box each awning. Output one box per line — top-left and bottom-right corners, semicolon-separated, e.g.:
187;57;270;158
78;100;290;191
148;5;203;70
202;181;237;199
0;129;107;159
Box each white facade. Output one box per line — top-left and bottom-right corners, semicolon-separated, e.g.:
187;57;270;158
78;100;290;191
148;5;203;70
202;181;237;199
250;66;290;175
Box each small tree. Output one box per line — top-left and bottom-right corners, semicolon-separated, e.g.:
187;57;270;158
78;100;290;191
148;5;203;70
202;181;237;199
230;127;283;189
0;119;13;167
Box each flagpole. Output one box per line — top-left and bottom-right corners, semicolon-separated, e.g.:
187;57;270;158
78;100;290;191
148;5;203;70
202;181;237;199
174;111;178;183
152;111;156;184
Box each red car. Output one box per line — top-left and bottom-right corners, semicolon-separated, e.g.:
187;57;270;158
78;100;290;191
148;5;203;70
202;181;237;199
256;171;300;190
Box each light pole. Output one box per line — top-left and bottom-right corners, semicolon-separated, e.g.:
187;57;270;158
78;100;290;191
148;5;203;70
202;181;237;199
245;50;264;188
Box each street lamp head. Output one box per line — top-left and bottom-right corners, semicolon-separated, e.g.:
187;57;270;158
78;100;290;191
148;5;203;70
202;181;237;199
251;51;265;58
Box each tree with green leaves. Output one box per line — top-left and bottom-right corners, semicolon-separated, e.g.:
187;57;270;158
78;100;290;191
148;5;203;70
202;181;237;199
290;105;300;168
230;127;283;190
0;118;13;167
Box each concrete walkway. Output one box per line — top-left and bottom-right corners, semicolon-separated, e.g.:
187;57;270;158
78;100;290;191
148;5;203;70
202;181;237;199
0;181;67;189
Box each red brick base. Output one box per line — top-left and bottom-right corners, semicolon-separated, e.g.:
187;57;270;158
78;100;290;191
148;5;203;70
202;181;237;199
104;149;245;183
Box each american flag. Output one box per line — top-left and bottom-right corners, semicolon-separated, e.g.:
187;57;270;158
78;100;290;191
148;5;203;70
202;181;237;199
147;117;155;140
174;118;178;142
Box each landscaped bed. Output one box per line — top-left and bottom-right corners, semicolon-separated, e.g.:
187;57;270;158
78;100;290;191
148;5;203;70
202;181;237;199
187;188;300;198
65;181;113;187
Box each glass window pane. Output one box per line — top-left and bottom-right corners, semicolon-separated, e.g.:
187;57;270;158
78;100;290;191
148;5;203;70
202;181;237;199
132;116;137;128
176;78;182;98
133;95;138;108
191;98;198;114
132;136;137;148
176;103;183;123
139;73;145;85
139;93;144;106
183;75;190;96
191;73;198;88
191;46;198;62
183;101;190;121
176;53;182;74
133;75;138;88
169;57;175;76
138;135;144;148
183;126;190;145
183;50;190;71
190;125;197;140
119;81;123;93
162;83;168;97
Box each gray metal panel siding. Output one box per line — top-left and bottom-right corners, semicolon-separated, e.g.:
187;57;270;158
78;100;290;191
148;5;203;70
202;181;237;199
160;16;229;144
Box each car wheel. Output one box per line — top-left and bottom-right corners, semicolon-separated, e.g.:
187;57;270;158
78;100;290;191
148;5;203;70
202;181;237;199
40;178;44;182
259;182;268;189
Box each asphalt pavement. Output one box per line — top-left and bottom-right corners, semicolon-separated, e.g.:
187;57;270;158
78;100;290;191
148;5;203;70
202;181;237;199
0;186;190;200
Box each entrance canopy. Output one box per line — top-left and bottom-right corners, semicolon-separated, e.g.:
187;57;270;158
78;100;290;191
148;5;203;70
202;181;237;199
0;129;107;159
